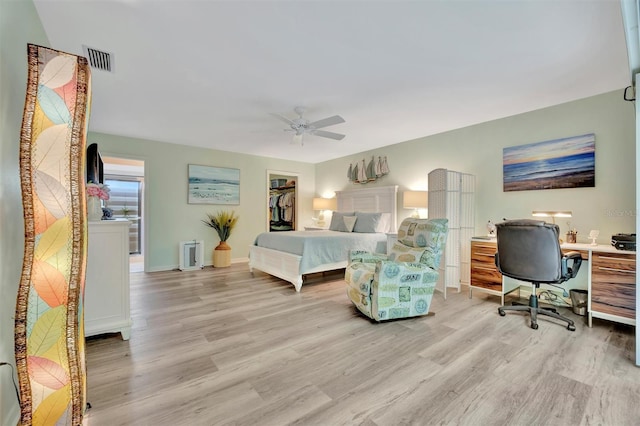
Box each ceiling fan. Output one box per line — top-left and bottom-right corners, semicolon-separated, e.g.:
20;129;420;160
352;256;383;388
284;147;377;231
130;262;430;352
270;106;345;145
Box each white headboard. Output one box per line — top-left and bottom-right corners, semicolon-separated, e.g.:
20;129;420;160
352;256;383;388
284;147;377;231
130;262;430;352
335;185;398;232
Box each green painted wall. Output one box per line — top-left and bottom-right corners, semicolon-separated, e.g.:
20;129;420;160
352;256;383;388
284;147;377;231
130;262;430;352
316;90;635;242
0;1;50;423
93;132;316;271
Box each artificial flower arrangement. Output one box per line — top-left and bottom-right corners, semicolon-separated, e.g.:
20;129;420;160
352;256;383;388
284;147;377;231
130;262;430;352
86;182;110;200
203;210;239;242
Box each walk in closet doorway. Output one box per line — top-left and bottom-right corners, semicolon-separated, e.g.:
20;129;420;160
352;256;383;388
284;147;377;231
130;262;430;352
103;156;146;272
267;170;299;231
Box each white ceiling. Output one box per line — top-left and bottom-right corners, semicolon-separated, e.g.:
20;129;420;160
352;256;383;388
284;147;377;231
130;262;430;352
33;0;630;164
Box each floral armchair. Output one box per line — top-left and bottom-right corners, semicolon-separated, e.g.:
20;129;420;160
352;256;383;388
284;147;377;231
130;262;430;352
345;218;449;321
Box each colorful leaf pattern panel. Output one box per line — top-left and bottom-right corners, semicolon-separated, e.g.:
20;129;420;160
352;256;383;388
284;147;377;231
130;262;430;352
28;356;70;390
32;260;68;308
33;384;72;426
16;44;91;426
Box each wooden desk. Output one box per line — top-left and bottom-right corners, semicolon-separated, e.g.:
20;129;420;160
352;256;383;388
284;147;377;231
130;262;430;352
469;238;636;327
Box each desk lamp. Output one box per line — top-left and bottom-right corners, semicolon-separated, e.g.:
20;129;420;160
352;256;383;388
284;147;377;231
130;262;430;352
532;211;572;243
531;210;572;224
313;197;337;227
403;190;428;218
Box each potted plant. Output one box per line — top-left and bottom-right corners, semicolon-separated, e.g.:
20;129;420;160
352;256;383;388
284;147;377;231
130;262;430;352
203;210;238;267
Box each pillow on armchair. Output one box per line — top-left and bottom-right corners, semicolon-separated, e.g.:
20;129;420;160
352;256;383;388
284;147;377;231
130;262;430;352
396;218;448;269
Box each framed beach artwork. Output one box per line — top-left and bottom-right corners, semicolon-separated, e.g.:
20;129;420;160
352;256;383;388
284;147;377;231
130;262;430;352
188;164;240;204
503;133;595;192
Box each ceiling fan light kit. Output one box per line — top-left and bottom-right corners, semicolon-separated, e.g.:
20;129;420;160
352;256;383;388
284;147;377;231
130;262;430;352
270;106;345;145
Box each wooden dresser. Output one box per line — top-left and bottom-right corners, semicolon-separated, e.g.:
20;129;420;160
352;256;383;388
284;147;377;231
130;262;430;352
590;251;636;326
470;239;521;305
469;237;636;327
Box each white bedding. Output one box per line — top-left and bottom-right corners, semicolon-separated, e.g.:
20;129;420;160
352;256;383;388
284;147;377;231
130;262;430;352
253;230;387;274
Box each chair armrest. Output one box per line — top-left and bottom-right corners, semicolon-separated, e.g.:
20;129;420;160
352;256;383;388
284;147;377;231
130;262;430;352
348;250;387;264
561;251;583;278
375;261;439;284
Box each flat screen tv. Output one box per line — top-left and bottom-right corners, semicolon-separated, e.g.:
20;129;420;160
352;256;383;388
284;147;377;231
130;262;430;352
86;143;103;184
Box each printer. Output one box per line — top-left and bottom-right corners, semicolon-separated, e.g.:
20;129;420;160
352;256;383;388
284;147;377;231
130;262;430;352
611;233;636;251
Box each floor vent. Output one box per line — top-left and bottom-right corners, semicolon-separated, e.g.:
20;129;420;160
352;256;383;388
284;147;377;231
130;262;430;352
82;45;114;72
179;240;204;271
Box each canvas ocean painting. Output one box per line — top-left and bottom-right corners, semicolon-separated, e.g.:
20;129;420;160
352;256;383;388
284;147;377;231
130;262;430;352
189;164;240;204
503;133;595;192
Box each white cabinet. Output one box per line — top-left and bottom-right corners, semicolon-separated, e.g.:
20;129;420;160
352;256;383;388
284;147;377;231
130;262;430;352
428;168;475;298
85;219;132;340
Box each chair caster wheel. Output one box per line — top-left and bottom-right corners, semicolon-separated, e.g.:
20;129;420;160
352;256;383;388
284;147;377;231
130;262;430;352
498;308;505;316
568;324;576;331
531;322;538;330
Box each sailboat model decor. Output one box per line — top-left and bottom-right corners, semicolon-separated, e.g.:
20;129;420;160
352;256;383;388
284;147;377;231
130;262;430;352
348;156;390;184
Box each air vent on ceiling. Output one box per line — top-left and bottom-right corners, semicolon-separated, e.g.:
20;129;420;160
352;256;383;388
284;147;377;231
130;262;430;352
82;45;114;72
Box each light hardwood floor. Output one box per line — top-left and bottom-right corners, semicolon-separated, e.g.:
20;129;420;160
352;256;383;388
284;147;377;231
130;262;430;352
84;263;639;426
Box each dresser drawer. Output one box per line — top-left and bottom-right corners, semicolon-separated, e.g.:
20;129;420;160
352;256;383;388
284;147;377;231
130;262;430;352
591;252;636;320
471;241;501;290
470;265;502;290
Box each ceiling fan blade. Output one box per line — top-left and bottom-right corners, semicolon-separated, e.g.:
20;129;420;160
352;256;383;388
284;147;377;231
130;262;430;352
312;130;345;140
308;115;345;129
269;113;295;125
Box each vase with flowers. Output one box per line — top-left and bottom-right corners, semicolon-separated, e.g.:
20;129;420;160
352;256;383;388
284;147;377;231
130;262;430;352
203;210;238;267
86;182;110;221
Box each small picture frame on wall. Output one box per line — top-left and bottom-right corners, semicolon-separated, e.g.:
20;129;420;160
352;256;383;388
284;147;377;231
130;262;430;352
188;164;240;204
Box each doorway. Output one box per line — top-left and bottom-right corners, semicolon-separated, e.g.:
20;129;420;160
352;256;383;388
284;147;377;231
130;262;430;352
267;170;299;231
103;156;145;272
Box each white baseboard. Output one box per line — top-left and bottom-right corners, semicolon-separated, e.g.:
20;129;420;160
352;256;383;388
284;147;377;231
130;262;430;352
146;264;179;272
146;258;249;272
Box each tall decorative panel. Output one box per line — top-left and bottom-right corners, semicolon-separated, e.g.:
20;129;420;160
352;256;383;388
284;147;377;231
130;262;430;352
15;44;91;425
428;168;475;298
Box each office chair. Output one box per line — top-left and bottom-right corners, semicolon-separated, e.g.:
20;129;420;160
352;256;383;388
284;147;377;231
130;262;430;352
494;219;582;331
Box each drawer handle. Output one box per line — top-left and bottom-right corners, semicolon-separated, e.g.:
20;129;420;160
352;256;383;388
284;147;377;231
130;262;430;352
598;266;635;274
474;266;498;271
477;253;496;258
597;256;635;263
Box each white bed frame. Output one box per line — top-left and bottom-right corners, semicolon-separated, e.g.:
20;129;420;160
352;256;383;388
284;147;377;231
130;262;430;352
249;185;398;291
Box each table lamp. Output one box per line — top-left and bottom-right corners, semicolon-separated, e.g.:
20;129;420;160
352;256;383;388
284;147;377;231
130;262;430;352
403;190;428;218
313;197;337;227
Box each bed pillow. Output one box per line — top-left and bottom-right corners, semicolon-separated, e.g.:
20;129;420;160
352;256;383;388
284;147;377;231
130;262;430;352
353;212;390;233
343;216;357;232
329;212;355;232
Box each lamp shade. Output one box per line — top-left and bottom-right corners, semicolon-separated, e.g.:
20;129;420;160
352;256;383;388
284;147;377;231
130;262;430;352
313;197;337;211
403;191;428;209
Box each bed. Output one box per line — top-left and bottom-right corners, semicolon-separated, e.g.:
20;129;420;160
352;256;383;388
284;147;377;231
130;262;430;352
249;185;398;291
